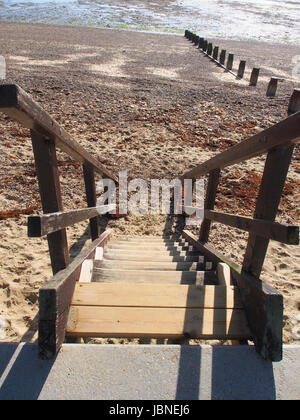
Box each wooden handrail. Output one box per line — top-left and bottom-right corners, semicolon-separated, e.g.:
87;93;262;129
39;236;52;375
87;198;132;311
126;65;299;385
205;210;299;245
0;84;118;182
182;111;300;179
28;204;116;237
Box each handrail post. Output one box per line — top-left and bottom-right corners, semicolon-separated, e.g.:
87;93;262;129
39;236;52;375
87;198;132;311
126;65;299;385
242;145;295;277
83;165;100;241
199;169;220;243
31;130;70;274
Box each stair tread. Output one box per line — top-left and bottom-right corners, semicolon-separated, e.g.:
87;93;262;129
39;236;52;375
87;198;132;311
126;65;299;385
98;259;213;271
67;283;251;340
93;268;218;284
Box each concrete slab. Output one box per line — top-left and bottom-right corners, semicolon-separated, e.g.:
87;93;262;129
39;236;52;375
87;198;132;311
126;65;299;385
0;343;299;400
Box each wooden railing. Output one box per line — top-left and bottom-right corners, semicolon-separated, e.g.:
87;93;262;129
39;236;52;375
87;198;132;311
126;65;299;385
181;110;300;361
0;84;117;275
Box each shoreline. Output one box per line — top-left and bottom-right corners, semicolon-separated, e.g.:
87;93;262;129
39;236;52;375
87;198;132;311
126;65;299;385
0;19;300;47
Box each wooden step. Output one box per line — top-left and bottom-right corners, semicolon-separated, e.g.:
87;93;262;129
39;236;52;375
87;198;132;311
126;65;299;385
106;244;194;252
112;237;184;243
66;284;251;340
109;241;189;247
104;248;202;257
93;268;218;285
103;252;205;263
97;259;213;271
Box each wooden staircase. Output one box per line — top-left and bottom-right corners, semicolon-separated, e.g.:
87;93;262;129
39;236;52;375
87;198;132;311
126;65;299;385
66;236;252;342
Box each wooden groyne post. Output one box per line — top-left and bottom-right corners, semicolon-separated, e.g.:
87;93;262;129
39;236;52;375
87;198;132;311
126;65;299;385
237;60;246;79
288;88;300;115
220;50;226;65
266;77;281;97
226;54;234;70
213;46;219;60
249;68;260;86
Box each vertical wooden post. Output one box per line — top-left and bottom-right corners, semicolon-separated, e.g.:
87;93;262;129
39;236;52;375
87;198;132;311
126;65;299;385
213;46;219;60
198;37;204;49
226;54;234;70
203;40;208;52
199;169;220;243
31;130;70;274
266;77;279;97
237;60;246;78
288;88;300;115
220;50;226;65
83;164;100;241
207;43;213;56
249;68;260;86
243;145;295;278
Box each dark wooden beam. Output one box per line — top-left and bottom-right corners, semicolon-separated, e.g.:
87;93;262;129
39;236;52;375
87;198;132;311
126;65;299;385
199;169;220;243
28;204;116;237
243;145;295;278
181;111;300;180
83;165;100;241
39;229;112;359
205;210;299;245
0;84;118;182
31;130;70;274
182;230;283;361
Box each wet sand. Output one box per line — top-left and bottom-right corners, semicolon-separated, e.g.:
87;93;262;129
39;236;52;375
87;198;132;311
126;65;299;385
0;22;299;344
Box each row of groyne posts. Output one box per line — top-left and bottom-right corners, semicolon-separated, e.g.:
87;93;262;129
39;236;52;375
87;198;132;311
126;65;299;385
185;30;300;115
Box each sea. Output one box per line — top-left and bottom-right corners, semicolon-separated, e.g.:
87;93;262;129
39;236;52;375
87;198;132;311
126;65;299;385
0;0;300;44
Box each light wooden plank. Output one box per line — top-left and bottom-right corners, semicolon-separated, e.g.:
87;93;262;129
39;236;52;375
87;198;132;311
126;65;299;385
66;306;251;340
95;247;104;261
217;263;232;286
78;260;93;283
72;283;243;309
93;269;218;285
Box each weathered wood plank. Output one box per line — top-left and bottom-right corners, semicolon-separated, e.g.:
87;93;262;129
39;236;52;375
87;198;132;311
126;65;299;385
243;145;295;277
97;259;214;271
78;260;94;283
182;230;283;361
205;210;299;245
0;84;118;182
28;204;115;237
38;229;112;359
83;165;100;241
31;130;69;274
93;268;218;285
72;283;243;309
199;169;220;242
181;112;300;180
66;306;251;340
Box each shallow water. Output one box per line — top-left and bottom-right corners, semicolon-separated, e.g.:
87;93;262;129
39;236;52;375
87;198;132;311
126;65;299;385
0;0;300;44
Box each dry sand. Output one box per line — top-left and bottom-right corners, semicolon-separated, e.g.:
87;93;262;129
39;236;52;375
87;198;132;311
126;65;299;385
0;22;299;344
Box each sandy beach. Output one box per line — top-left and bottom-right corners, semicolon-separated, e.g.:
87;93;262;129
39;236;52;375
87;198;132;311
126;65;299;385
0;22;299;344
